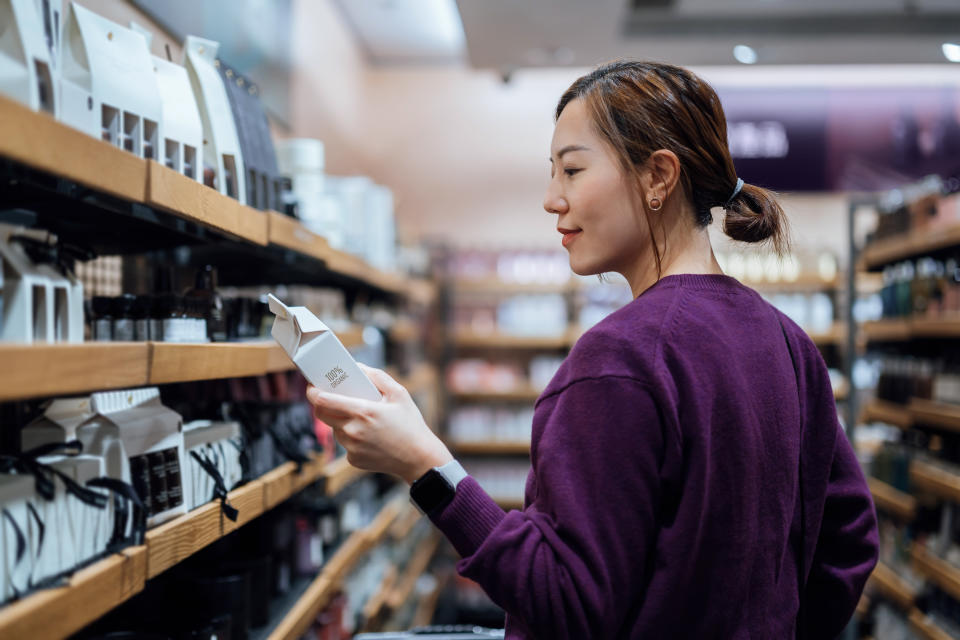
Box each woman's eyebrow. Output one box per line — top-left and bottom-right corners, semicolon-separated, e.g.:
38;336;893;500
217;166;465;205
549;144;590;163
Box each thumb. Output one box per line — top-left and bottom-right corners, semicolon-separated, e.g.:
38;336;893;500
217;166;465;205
358;363;407;397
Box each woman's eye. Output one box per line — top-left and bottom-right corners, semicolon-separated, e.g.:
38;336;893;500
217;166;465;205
564;168;581;177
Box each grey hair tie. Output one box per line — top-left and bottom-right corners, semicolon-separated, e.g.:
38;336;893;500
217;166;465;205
724;177;744;209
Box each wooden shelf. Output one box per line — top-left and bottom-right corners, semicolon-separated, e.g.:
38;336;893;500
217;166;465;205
910;399;960;432
868;477;917;521
386;533;442;610
149;341;281;384
495;498;525;510
453;329;573;350
266;210;330;262
862;319;914;342
911;460;960;504
868;561;916;610
388;320;420;344
747;276;840;292
0;454;352;639
0;342;150;401
914;546;960;603
862;399;914;429
863;223;960;271
453;441;531;455
397;364;437;395
807;323;846;346
452;387;543;403
319;456;369;496
267;497;405;640
909;609;959;640
453;278;576;295
861;317;960;342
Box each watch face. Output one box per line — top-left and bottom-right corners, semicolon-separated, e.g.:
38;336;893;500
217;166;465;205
411;469;454;514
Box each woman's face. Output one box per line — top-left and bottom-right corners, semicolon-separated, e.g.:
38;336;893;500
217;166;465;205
544;98;651;277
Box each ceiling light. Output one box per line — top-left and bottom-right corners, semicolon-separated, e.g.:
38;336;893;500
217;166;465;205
733;45;758;65
943;43;960;63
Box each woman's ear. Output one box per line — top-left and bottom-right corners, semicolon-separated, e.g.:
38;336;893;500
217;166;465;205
641;150;682;203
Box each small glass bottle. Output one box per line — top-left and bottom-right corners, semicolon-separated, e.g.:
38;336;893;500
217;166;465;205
91;296;113;341
183;265;225;342
133;295;151;341
112;293;136;342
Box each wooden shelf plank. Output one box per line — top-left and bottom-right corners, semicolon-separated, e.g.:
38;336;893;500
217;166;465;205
453;441;531;455
389;505;423;541
397;364;437;395
261;454;328;512
361;565;398;624
807;323;846;346
266;211;330;262
267;498;403;640
321;456;369;496
862;319;913;342
386;533;442;610
0;547;146;640
868;561;916;610
868;477;917;521
0;95;147;203
336;326;366;350
148;341;274;384
388;320;420;343
747;276;840;292
862;399;914;429
145;480;265;579
910;460;960;504
453;278;576;295
454;330;572;350
909;609;958;640
914;545;960;604
452;387;542;403
0;342;149;401
863;224;960;271
912;318;960;339
911;399;960;432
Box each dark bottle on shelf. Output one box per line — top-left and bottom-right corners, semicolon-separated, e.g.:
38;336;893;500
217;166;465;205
112;293;137;342
184;265;227;342
133;295;151;341
91;296;113;341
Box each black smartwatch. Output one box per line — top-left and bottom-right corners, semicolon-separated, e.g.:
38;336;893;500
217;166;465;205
410;460;467;515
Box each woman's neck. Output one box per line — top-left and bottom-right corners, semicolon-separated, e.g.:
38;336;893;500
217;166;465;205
622;223;723;299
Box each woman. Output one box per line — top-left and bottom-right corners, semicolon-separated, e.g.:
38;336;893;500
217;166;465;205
307;61;878;639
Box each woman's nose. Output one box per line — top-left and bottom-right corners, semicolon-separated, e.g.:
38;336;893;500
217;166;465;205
543;183;568;215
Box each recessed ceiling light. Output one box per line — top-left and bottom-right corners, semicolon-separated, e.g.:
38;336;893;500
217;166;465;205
943;43;960;63
733;45;758;65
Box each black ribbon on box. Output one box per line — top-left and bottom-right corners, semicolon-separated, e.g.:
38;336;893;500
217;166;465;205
87;477;147;548
189;450;239;522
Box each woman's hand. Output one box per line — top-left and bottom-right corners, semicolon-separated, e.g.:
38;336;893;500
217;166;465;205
306;364;453;484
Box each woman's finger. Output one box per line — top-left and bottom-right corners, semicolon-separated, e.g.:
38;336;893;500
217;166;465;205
357;363;407;396
306;386;377;417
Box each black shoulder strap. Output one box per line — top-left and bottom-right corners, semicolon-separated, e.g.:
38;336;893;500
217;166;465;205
777;316;806;640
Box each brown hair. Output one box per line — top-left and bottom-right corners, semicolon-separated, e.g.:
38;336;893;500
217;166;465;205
556;60;789;272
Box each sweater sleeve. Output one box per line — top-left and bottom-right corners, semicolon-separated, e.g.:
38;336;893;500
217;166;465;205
430;376;666;639
803;422;879;638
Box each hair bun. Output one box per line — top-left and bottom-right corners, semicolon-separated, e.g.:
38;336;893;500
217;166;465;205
721;183;789;254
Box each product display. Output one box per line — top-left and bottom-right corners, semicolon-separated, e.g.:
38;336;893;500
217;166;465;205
151;51;203;180
183;35;246;201
0;224;84;343
0;0;59;115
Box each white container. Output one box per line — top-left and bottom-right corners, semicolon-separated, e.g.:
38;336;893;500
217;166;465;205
0;0;59;114
152;56;203;181
58;2;97;137
183;35;247;203
61;3;162;160
183;420;243;512
276;138;325;175
0;224;84;344
0;474;33;603
267;294;381;401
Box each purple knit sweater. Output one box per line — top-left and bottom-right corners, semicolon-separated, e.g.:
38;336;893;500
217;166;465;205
431;273;878;639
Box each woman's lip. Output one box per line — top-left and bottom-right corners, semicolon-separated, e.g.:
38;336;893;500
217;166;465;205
561;230;581;247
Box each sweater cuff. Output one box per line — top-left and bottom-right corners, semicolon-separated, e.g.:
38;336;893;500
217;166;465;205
429;476;507;559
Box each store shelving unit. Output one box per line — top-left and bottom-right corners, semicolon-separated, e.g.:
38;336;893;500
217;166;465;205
908;609;957;640
0;92;440;636
868;477;917;521
0;454;368;640
869;561;917;611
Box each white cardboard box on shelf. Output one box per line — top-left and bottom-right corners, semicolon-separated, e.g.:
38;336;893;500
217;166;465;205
0;0;59;115
65;2;163;160
44;455;105;573
22;388;187;528
183;420;243;512
268;294;381;401
183;35;247;203
0;224;84;343
151;54;203;180
58;2;98;137
0;474;34;603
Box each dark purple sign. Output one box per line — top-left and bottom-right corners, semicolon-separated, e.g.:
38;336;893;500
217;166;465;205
717;86;960;193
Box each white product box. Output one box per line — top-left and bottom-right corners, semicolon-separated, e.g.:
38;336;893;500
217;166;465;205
0;0;59;114
45;455;105;572
21;388;187;528
61;3;163;159
183;420;243;512
58;2;97;137
183;35;247;203
0;474;34;603
0;224;84;344
267;294;381;401
152;56;203;181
